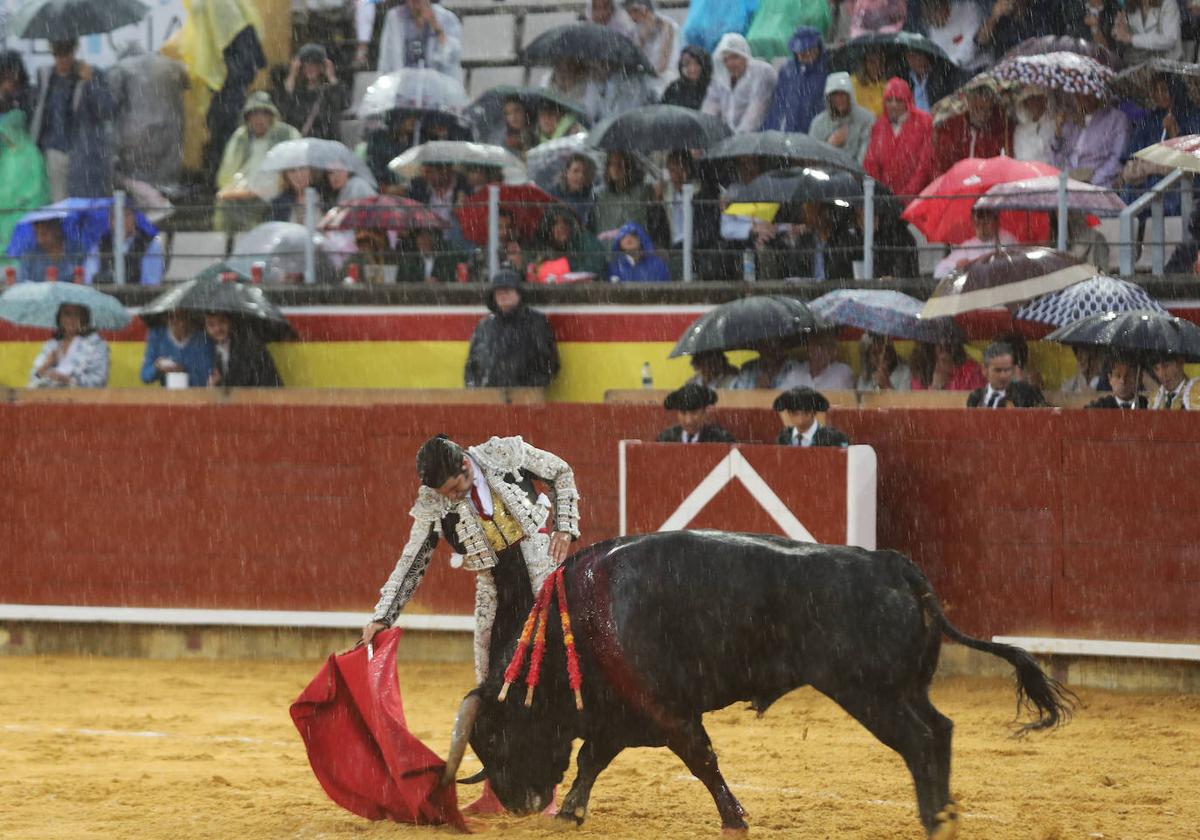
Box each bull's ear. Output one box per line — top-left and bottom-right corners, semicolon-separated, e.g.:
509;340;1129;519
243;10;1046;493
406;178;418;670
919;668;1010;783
457;768;488;785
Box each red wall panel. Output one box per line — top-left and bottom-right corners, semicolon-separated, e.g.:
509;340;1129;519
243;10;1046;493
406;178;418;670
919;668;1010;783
1;403;1198;643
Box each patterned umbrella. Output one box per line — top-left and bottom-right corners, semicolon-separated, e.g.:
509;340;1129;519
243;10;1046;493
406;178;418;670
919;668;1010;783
319;196;448;234
1115;59;1200;109
1002;36;1121;70
1135;134;1200;173
902;157;1060;245
1045;310;1200;361
808;289;962;342
974;175;1126;216
920;246;1098;318
989;52;1114;100
0;280;129;331
931;73;1020;127
1015;276;1166;327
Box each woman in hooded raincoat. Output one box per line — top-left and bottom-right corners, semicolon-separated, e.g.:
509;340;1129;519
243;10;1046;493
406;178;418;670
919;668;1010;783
808;71;875;163
608;220;671;282
702;34;778;134
661;46;713;110
0;109;50;259
863;77;935;203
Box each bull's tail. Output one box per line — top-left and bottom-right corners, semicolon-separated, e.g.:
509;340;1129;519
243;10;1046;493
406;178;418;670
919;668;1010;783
899;558;1078;735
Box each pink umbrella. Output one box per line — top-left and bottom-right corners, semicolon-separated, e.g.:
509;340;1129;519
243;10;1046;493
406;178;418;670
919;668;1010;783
974;175;1126;216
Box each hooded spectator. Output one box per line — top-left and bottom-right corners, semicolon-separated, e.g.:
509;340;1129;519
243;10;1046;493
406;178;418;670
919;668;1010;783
1050;93;1130;187
534;100;584;146
108;42;189;189
682;0;757;53
933;87;1012;173
657;383;735;443
863;78;936;203
661;46;713;110
851;0;909;36
31;39;115;200
623;0;683;84
276;43;349;141
0;50;33;119
0;110;49;257
608;221;671;282
746;0;833;59
702;34;778;134
464;269;560;388
582;62;656;124
532;206;607;280
761;27;828;133
1012;89;1055;165
809;71;875;163
919;0;986;71
1113;0;1182;63
377;0;463;81
215;91;301;232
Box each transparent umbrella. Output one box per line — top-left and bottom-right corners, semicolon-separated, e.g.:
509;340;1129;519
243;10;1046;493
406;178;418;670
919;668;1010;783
357;69;470;120
389;141;527;184
225;222;339;285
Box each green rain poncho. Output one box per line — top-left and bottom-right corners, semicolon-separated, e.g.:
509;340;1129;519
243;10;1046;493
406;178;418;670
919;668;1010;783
0;110;50;261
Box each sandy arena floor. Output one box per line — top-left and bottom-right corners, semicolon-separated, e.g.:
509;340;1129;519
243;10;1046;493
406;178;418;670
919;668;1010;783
0;655;1196;840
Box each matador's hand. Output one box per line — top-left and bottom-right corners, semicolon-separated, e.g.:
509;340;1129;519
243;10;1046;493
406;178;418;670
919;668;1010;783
549;530;572;565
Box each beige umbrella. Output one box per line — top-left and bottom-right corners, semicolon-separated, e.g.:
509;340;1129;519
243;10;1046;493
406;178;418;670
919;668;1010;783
920;246;1098;319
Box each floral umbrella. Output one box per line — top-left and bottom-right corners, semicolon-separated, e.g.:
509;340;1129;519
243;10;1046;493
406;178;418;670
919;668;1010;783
1002;36;1121;70
989;52;1115;100
902;157;1060;245
930;73;1020;127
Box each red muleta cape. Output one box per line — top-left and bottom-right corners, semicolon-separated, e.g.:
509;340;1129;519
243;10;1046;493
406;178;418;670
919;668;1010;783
289;627;469;831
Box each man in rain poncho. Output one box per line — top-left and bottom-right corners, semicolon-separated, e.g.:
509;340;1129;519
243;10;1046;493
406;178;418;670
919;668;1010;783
863;78;935;204
808;71;875;163
464;269;560;388
702;34;778;134
107;42;190;190
214;92;301;232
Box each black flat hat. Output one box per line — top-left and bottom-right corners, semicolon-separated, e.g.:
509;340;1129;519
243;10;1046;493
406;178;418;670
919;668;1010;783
773;387;829;413
664;383;718;411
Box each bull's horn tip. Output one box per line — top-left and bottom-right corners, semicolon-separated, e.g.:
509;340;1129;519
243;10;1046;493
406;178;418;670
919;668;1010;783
498;682;511;702
524;686;535;707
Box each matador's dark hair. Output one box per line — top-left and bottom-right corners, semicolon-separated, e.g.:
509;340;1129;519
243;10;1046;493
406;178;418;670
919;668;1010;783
416;435;467;487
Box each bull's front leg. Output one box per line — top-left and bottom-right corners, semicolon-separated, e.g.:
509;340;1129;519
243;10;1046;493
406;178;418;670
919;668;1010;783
666;719;748;832
557;738;623;825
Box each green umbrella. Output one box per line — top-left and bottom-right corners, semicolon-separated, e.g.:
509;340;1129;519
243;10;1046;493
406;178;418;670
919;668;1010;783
11;0;149;39
0;280;130;331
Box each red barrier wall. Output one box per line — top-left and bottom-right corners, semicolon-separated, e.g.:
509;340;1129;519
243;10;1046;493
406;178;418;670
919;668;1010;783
2;403;1197;642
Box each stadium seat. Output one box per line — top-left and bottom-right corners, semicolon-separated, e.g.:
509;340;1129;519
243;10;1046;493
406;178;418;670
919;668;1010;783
462;13;517;65
521;11;579;51
467;65;528;100
352;70;381;111
165;232;229;282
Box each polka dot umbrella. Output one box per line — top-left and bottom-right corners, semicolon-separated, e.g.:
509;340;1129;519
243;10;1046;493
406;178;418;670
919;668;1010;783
989;52;1115;100
1015;275;1166;327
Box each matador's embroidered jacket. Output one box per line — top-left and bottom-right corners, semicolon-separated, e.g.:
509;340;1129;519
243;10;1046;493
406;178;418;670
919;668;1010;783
371;436;580;625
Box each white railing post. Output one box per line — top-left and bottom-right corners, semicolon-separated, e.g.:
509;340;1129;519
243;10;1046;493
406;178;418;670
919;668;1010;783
487;184;500;282
1151;193;1165;275
304;187;318;285
681;183;694;283
862;177;875;280
113;190;126;286
1056;170;1068;252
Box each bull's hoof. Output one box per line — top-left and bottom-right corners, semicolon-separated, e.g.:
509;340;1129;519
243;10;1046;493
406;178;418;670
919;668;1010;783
553;806;585;827
721;826;750;837
929;801;960;840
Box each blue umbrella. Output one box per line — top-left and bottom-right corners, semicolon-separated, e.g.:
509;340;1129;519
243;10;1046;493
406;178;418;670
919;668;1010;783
1015;275;1166;327
0;281;130;331
808;289;962;342
5;198;157;259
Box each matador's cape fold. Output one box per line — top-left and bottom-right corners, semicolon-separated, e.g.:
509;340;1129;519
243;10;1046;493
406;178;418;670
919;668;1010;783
289;628;469;831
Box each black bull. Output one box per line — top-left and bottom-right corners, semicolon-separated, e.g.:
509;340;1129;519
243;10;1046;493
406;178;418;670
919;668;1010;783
441;531;1075;836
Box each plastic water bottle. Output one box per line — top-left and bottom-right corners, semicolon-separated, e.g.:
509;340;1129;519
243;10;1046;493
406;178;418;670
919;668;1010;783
641;362;653;389
742;249;756;283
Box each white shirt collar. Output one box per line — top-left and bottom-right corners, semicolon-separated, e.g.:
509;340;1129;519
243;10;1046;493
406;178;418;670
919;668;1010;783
468;456;493;516
985;385;1006;406
794;419;820;447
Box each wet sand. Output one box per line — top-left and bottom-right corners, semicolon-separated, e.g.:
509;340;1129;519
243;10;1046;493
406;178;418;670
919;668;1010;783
1;655;1196;840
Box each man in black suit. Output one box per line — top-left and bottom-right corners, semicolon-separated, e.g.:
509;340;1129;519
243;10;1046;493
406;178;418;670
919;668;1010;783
967;341;1046;408
204;313;283;388
657;383;736;443
774;387;850;447
1088;356;1148;410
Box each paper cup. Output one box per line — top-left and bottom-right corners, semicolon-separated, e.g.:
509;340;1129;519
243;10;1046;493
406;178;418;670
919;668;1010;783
165;371;189;390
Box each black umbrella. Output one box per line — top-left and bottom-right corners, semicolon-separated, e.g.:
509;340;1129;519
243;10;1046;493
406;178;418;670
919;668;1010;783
140;277;295;342
828;31;956;77
587;104;731;152
703;130;863;175
669;296;824;358
467;85;590;137
1045;310;1200;362
720;169;864;223
11;0;147;39
1002;35;1121;70
521;22;653;74
1115;59;1200;110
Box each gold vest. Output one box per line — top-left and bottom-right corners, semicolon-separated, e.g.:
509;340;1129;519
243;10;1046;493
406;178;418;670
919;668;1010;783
479;488;526;553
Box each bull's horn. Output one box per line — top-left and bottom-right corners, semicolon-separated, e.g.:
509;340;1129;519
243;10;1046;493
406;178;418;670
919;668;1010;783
457;768;488;785
441;693;483;786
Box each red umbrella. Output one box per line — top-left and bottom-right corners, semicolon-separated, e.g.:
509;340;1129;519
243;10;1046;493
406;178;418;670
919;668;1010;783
319;196;448;235
454;183;561;245
902;157;1059;245
289;628;468;830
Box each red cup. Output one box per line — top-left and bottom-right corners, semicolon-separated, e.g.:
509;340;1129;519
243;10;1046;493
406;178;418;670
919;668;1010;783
4;266;16;285
456;262;468;283
73;265;84;284
46;265;58;282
